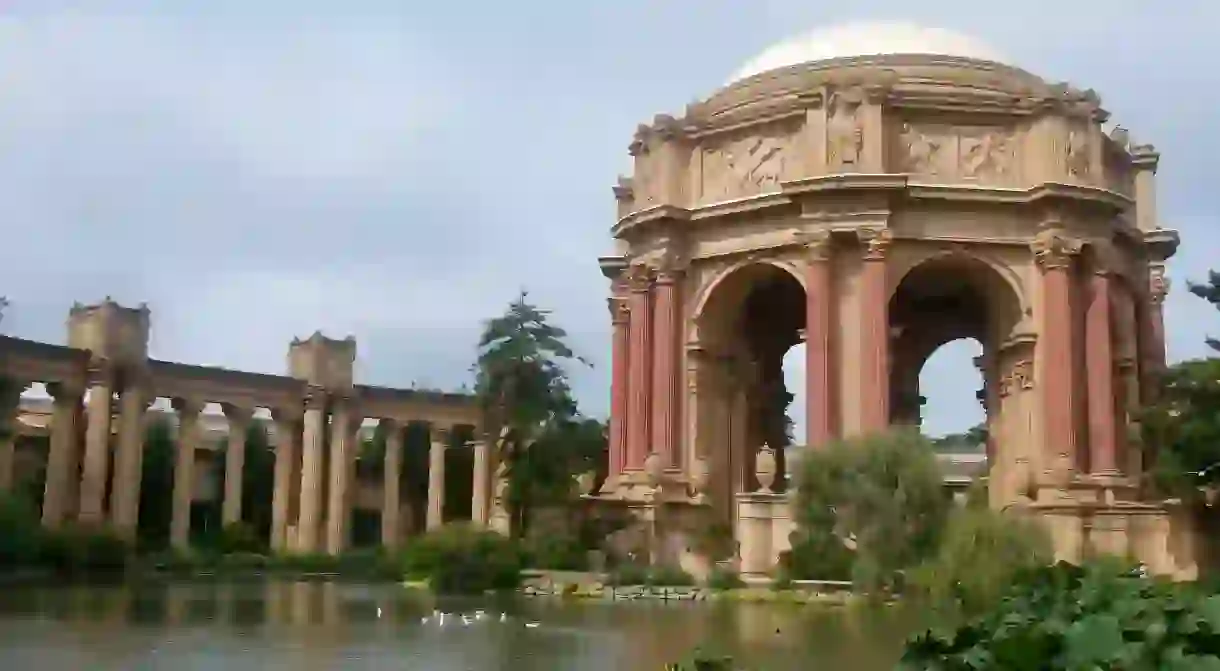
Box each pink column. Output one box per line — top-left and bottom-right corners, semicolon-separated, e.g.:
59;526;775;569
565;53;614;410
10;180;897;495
625;267;653;470
1148;264;1169;370
805;233;834;446
651;269;680;469
607;296;631;478
859;230;891;433
1034;233;1081;474
1085;269;1118;475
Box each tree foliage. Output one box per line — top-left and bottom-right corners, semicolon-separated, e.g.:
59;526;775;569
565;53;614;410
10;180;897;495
472;291;596;536
1142;270;1220;498
901;561;1220;670
789;430;950;593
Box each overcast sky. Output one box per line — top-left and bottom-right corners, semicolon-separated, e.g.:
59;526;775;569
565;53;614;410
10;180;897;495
1;0;1216;437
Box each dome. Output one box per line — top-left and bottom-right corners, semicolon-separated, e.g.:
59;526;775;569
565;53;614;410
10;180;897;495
727;21;1008;85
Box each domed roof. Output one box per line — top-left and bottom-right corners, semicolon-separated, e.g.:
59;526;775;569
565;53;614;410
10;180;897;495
727;21;1008;84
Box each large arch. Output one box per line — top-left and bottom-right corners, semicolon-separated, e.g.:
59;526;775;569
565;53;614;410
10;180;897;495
692;261;807;527
887;251;1027;506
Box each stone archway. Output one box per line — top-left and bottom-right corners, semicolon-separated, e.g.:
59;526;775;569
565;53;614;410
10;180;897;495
692;261;806;526
887;251;1027;505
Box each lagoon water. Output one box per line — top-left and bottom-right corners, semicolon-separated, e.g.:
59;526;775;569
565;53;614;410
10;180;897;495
0;580;920;670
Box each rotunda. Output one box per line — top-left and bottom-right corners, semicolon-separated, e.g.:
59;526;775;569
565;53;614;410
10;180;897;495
595;22;1185;579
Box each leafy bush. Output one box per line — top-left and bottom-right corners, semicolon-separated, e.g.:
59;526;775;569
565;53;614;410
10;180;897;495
400;524;524;594
647;565;696;587
270;552;342;573
908;506;1052;615
0;493;44;567
40;523;131;575
217;522;264;555
605;562;650;586
706;566;746;591
900;561;1220;669
523;533;589;571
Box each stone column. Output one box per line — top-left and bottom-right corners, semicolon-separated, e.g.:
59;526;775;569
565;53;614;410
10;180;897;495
380;418;403;548
42;381;83;527
109;381;151;540
651;265;681;469
625;265;654;471
0;379;25;493
607;296;630;482
170;397;203;551
270;407;301;553
858;229;892;434
222;403;252;526
470;437;490;526
426;424;448;531
1085;267;1119;476
1033;229;1083;479
79;359;115;524
325;395;356;556
295;385;327;554
804;231;834;446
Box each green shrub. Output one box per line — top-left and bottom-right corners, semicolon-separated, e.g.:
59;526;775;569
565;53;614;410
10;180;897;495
706;566;746;591
908;506;1052;615
399;524;523;595
665;648;736;670
269;552;342;573
0;493;44;567
647;566;696;587
606;562;650;586
523;533;589;571
216;551;269;570
900;561;1220;669
40;524;131;576
217;522;264;555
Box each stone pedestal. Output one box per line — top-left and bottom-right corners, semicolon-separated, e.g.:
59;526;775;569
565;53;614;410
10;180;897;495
734;491;793;581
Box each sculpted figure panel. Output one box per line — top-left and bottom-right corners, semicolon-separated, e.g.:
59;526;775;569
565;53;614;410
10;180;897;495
826;88;864;170
900;122;1017;184
699;122;796;202
1065;126;1091;179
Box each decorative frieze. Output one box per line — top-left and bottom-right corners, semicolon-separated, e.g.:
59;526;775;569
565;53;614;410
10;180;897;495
899;122;1017;183
998;359;1035;397
1031;229;1083;270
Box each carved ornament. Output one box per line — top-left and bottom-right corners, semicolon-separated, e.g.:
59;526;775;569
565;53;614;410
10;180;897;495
270;406;303;424
626;263;655;293
608;296;630;324
755;444;777;493
1065;127;1091;178
795;229;834;262
826;88;864;171
1030;229;1083;270
700;125;793;201
858;228;893;261
46;380;84;401
1149;263;1170;304
900;122;1015;182
85;358;115;388
171;396;205;418
997;359;1035;398
303;384;327;411
222;402;254;425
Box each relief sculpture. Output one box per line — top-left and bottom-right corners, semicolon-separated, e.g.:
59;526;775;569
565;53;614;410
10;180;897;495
1065;128;1091;178
900;122;1017;184
701;126;792;202
826;88;864;170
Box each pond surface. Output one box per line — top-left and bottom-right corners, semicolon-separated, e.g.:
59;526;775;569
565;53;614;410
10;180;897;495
0;579;925;670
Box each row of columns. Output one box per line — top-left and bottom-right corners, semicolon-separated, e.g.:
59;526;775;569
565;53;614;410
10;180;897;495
0;370;491;556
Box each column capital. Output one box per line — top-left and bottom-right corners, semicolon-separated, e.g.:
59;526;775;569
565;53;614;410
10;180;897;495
608;296;631;325
85;357;116;387
857;227;893;261
796;229;834;261
626;263;655;293
221;402;254;425
1149;263;1170;304
430;423;452;444
378;417;401;432
46;379;85;400
171;396;205;418
1031;228;1083;270
303;384;327;410
270;406;303;424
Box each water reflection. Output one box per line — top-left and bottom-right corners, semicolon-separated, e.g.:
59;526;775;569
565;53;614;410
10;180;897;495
0;580;922;670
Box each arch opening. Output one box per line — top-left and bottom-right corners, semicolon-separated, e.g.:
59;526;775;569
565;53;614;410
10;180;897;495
694;262;808;525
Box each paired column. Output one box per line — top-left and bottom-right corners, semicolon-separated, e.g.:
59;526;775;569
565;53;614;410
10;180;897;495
380;419;403;548
295;385;327;554
470;437;490;526
222;403;252;526
1147;263;1169;370
269;407;301;553
1085;264;1119;475
651;266;681;469
170;397;203;550
625;266;653;471
858;229;892;434
0;379;25;493
804;231;834;446
325;394;357;556
426;424;448;530
1033;229;1083;477
78;359;115;524
42;381;84;527
607;296;630;481
110;381;151;540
